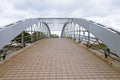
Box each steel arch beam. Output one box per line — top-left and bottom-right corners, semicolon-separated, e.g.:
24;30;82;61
0;18;120;56
61;22;71;38
0;18;51;49
40;22;51;37
61;18;120;56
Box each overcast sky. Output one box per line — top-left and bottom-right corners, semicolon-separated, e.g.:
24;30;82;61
0;0;120;30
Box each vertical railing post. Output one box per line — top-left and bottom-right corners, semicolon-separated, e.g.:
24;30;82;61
36;23;39;40
87;31;91;48
31;26;33;43
73;23;76;40
79;26;81;43
22;31;25;47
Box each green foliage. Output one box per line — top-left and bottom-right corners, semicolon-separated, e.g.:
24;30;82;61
91;43;108;49
32;32;46;42
13;32;31;43
51;34;59;38
12;31;46;43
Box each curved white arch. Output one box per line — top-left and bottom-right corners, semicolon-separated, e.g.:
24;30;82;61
0;18;120;56
61;18;120;56
0;18;51;49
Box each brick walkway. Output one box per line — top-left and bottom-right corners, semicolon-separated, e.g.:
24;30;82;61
0;38;120;80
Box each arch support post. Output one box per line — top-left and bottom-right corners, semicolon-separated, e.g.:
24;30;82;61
87;31;91;48
22;31;25;48
73;23;76;40
31;26;33;43
78;26;81;43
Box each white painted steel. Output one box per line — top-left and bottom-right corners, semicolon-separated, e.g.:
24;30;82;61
72;18;120;56
0;18;39;49
0;18;120;56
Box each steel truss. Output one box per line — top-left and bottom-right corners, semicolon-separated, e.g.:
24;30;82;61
61;21;120;60
0;18;120;60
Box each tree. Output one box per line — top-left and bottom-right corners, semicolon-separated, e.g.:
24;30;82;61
32;32;46;42
13;32;31;43
51;34;59;38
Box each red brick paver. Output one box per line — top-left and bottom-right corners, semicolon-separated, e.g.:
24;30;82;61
0;38;120;80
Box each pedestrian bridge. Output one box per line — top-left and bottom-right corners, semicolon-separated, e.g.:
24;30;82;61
0;18;120;80
0;18;120;56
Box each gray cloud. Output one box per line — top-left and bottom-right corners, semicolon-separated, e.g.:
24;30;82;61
110;0;120;9
0;0;120;30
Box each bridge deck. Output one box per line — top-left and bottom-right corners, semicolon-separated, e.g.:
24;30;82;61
0;38;120;80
